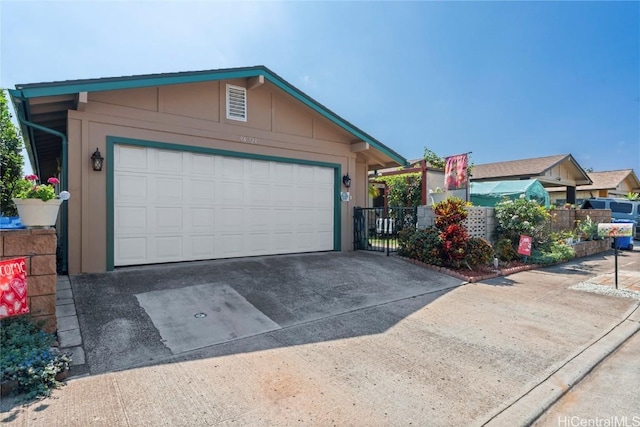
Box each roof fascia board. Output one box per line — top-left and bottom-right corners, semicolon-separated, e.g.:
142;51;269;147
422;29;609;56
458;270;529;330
15;68;261;98
14;67;408;167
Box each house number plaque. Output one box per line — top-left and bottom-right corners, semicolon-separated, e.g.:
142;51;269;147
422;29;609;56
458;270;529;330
240;136;258;144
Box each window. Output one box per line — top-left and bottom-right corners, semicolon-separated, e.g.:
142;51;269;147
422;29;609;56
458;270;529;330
611;202;632;214
226;84;247;121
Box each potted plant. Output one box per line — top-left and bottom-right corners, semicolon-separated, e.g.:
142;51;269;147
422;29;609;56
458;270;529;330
12;175;70;228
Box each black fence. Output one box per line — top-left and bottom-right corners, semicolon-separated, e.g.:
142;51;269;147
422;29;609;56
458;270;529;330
353;207;417;255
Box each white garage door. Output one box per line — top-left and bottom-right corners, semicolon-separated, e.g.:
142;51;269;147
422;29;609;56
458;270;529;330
113;145;335;266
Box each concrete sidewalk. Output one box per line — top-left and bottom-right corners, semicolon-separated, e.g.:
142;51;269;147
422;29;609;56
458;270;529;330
1;249;639;426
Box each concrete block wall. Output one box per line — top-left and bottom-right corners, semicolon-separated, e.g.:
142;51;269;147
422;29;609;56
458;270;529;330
1;229;57;332
416;206;496;242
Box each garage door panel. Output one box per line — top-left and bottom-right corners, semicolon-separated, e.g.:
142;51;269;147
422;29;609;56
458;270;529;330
190;208;214;228
156;207;182;230
116;206;148;231
222;158;244;178
249;183;270;204
249;209;270;229
273;233;294;251
273;163;295;182
117;145;148;170
116;174;148;201
156;177;184;201
155;236;183;260
116;237;147;265
191;235;215;257
220;207;244;228
249;160;270;179
220;181;245;205
190;179;215;202
273;184;294;204
190;153;215;175
114;145;334;266
247;233;270;254
156;150;183;172
218;234;244;256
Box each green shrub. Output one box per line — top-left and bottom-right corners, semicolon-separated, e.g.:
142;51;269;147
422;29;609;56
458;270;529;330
464;237;494;269
0;316;71;400
494;198;550;248
528;241;575;265
398;226;443;266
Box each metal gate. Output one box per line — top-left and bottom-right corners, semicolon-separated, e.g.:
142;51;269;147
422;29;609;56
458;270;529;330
353;207;417;255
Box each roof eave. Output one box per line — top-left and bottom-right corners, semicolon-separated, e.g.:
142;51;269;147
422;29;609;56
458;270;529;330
13;66;408;167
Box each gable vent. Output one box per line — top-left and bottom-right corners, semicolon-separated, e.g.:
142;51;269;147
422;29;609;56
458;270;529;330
226;84;247;121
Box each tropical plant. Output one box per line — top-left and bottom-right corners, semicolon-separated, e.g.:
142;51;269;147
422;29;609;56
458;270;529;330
398;226;443;266
463;237;494;269
0;90;24;216
624;192;639;201
433;197;469;268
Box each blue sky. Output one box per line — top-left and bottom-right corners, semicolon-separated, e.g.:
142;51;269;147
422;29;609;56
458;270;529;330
1;1;638;173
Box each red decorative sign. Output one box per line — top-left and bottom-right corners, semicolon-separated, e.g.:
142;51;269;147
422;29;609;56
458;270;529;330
0;257;29;319
518;235;533;256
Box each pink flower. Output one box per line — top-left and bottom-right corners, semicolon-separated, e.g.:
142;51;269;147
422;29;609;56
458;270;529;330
25;174;39;181
47;177;60;185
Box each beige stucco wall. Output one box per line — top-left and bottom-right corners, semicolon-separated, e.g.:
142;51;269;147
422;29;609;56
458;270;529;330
67;80;367;273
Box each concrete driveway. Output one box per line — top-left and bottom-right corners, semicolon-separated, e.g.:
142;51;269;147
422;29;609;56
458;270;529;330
70;251;464;374
2;249;639;425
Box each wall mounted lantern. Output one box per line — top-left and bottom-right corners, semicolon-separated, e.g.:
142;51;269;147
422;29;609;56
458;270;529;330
91;148;104;171
342;173;351;188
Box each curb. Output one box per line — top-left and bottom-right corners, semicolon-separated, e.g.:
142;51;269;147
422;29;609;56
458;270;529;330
482;303;640;426
400;256;539;283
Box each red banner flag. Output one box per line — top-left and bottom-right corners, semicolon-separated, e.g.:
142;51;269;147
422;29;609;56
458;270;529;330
445;153;468;190
0;257;29;318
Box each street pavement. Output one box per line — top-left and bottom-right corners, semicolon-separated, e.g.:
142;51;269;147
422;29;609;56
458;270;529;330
534;330;640;427
1;248;639;426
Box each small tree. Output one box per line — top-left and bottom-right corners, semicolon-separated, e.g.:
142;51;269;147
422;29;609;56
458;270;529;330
0;90;24;216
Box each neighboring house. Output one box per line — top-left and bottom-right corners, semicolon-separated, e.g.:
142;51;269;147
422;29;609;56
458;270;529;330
548;169;640;205
471;154;592;204
10;66;407;274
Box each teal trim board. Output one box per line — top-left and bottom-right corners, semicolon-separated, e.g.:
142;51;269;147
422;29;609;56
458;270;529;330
106;136;343;271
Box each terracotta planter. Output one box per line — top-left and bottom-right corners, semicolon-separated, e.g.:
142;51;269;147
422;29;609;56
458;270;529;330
12;198;62;228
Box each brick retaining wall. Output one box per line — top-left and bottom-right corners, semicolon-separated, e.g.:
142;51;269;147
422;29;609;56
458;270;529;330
1;229;57;332
572;238;612;258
